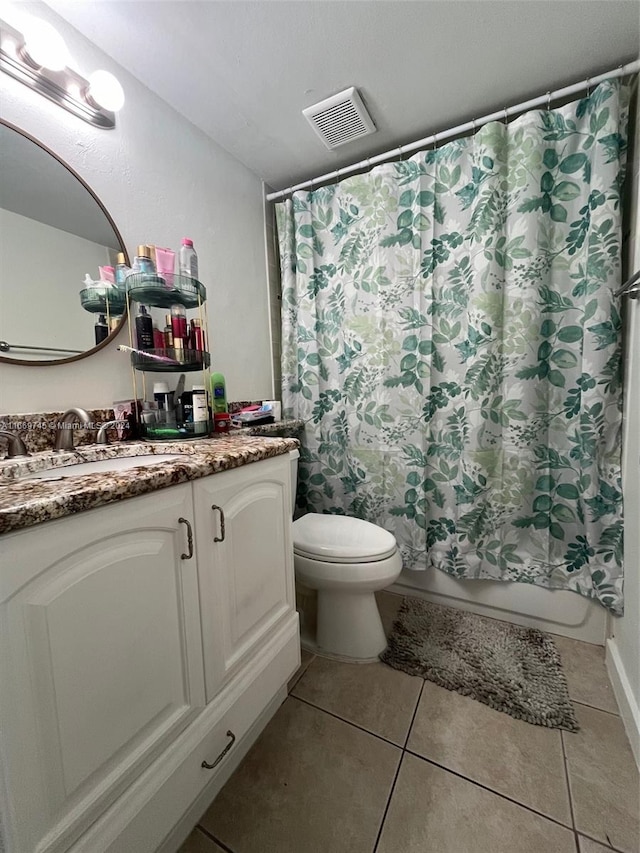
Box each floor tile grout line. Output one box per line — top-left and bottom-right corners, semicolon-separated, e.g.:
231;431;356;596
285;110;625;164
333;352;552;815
292;696;574;836
291;683;588;835
371;750;407;853
370;679;427;853
404;748;576;833
403;676;426;750
571;699;620;718
195;824;237;853
289;693;406;750
576;831;627;853
560;730;580;852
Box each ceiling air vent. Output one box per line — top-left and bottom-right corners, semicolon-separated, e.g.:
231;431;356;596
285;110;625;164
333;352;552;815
302;87;376;150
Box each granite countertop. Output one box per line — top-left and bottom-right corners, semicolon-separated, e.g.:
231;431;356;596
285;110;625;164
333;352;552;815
0;434;300;535
239;418;305;437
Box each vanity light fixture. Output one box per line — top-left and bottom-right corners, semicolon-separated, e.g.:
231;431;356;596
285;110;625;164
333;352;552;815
0;16;124;128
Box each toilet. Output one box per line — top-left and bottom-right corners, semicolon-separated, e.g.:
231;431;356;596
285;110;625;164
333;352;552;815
289;450;402;661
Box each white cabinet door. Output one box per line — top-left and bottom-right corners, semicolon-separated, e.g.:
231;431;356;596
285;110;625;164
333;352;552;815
0;484;205;853
193;455;296;700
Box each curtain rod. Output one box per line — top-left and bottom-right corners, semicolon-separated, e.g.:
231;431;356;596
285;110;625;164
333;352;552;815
266;59;640;202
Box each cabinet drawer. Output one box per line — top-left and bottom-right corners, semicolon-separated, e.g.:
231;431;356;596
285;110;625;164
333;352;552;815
69;614;300;853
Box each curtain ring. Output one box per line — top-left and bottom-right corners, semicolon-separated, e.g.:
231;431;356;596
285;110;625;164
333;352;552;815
546;91;552;111
336;167;341;183
397;144;403;161
309;175;315;193
366;155;372;173
503;107;508;125
586;77;591;97
432;132;438;151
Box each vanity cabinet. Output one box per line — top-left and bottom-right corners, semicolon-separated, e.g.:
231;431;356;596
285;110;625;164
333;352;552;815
0;454;299;853
194;456;296;700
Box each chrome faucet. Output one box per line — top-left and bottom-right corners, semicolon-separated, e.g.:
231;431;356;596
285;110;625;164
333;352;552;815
54;408;93;452
0;430;29;458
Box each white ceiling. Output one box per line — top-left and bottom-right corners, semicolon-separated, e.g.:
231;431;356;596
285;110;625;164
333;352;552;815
45;1;639;191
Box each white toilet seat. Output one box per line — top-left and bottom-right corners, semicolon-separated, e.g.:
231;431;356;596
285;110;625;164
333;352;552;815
292;513;397;563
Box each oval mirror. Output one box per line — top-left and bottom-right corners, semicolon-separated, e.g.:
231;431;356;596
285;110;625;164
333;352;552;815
0;120;128;365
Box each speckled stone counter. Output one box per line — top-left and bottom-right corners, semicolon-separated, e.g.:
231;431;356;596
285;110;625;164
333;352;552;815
0;435;299;535
244;418;304;437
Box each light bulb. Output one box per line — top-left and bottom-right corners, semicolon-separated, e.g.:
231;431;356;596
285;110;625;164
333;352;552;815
22;18;70;71
87;70;125;112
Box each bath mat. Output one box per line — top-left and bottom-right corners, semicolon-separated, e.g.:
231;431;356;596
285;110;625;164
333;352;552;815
380;597;579;731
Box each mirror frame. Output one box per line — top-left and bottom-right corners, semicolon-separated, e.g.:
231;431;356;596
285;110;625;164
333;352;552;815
0;119;130;367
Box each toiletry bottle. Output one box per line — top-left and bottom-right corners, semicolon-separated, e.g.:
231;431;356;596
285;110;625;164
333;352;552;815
173;337;184;363
191;384;209;433
94;314;109;344
170;303;187;342
153;381;176;426
153;326;165;350
210;372;228;414
99;265;115;284
164;314;174;348
155;247;175;287
115;253;130;290
190;318;204;351
135;304;154;351
179;238;198;279
135;245;155;275
181;390;194;431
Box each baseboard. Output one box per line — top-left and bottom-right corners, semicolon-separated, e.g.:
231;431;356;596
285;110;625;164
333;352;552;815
157;685;289;853
605;638;640;770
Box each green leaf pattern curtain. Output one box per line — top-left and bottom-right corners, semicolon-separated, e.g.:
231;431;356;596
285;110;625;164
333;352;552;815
276;80;629;614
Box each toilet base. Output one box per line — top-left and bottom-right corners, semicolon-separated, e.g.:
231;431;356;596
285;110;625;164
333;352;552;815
299;633;383;665
315;589;388;660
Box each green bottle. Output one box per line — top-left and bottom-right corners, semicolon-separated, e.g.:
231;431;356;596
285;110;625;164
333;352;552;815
210;372;228;414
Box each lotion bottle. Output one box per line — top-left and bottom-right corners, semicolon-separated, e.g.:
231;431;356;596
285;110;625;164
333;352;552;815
210;372;227;414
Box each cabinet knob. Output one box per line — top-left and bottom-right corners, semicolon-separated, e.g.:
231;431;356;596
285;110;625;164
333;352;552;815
178;517;194;560
211;504;226;542
201;730;236;770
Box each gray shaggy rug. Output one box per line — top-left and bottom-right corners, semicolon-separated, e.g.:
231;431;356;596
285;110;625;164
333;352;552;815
380;597;578;732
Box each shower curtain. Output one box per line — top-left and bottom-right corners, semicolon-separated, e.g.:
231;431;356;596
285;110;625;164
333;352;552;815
276;79;630;614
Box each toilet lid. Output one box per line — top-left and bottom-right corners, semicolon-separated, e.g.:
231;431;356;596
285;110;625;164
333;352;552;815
292;514;397;563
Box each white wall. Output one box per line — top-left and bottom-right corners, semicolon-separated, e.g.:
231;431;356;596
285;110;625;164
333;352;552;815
0;0;272;412
607;76;640;768
0;208;115;356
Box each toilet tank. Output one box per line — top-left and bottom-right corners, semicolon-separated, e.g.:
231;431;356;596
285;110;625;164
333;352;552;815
289;449;299;516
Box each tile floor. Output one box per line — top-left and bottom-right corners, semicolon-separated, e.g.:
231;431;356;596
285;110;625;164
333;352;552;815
181;592;639;853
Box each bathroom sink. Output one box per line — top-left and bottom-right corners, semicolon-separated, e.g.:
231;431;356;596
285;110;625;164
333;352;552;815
23;454;183;481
